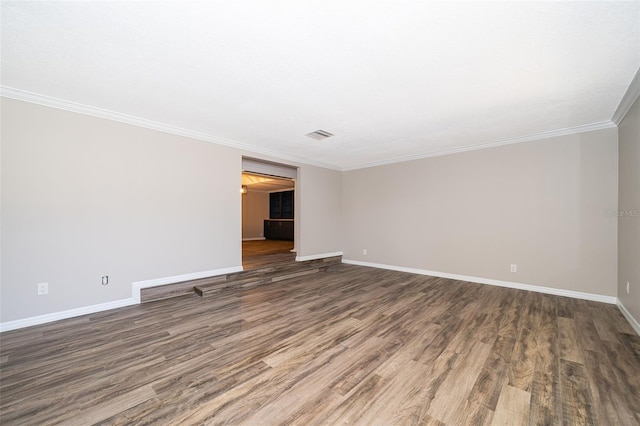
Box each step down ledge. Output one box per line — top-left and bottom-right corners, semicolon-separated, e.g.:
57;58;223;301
196;266;326;297
145;255;342;301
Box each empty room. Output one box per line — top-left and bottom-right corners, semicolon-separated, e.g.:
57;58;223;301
1;1;639;425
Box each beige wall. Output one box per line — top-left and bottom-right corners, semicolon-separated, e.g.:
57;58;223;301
1;98;242;322
0;96;629;323
618;95;640;323
1;98;345;323
297;165;343;257
242;190;269;239
342;128;619;297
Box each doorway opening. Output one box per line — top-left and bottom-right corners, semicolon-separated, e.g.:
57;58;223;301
241;158;298;270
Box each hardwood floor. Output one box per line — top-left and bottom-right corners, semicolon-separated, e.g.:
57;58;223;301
1;264;638;425
243;240;295;270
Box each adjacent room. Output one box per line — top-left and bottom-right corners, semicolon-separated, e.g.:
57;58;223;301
1;1;639;424
241;161;297;269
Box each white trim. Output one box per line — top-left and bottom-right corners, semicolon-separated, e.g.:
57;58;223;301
342;121;616;171
612;66;640;125
0;298;137;333
0;86;341;171
0;266;245;332
2;86;623;173
242;237;266;241
296;251;343;262
617;300;640;337
342;259;618;304
2;260;628;333
131;266;243;303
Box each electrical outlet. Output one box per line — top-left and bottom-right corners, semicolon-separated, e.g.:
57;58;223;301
363;249;367;255
627;281;630;295
37;282;48;295
510;264;517;273
101;275;109;286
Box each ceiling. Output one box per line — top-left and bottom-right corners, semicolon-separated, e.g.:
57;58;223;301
1;1;639;170
242;173;294;193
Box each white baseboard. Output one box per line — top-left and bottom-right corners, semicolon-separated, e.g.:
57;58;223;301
242;237;266;241
617;300;640;336
0;298;138;333
131;266;243;302
4;261;629;334
296;251;343;262
0;266;244;332
342;259;618;304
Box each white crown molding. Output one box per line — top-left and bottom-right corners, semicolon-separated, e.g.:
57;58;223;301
617;300;640;337
342;121;617;171
1;85;624;173
0;86;341;171
342;259;618;304
612;66;640;125
295;251;343;262
0;298;138;333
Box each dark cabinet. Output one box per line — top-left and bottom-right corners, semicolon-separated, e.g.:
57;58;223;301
264;220;294;241
266;190;294;240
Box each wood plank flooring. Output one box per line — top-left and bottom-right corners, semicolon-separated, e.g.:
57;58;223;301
1;264;639;425
243;240;295;270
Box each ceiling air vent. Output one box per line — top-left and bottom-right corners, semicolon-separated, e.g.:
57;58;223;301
305;130;334;140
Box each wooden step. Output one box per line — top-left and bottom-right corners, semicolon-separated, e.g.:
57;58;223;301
233;255;341;277
140;255;342;302
140;274;228;303
195;256;342;297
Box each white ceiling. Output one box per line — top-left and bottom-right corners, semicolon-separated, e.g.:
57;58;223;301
2;1;639;170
